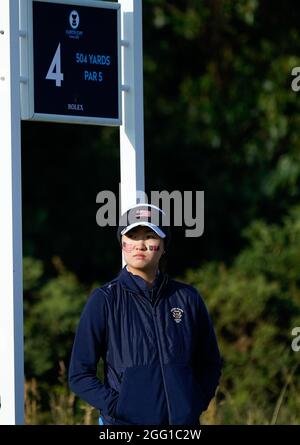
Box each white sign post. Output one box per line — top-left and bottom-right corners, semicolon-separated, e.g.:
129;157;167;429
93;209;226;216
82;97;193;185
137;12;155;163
119;0;145;214
0;0;24;425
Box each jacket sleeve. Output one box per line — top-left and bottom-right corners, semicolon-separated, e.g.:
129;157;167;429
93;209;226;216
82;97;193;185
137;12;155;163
68;288;118;416
194;292;222;413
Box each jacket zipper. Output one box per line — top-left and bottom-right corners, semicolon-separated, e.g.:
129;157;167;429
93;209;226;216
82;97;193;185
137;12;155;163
123;272;172;423
151;305;172;425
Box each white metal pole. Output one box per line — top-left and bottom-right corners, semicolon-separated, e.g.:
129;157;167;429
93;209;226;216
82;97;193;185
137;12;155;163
0;0;24;425
119;0;145;216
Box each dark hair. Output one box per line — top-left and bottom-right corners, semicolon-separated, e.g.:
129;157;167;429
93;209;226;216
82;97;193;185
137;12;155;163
159;250;168;273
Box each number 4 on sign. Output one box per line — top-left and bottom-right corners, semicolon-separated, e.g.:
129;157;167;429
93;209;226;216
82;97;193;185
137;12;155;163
46;43;64;87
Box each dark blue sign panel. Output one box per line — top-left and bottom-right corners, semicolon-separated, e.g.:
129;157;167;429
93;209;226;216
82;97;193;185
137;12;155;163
30;0;121;125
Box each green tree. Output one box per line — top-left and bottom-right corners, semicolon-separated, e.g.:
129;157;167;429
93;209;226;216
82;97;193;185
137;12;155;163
183;205;300;424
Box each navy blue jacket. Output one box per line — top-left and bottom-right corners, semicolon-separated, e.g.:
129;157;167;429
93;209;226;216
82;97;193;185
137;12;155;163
69;267;221;425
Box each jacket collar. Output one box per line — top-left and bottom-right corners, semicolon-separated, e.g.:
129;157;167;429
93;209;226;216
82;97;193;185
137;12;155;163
117;266;169;298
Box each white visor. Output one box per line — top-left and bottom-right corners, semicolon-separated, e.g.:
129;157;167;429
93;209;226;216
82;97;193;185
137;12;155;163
120;222;166;238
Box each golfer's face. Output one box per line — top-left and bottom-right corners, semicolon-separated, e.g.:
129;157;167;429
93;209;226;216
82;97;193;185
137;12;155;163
122;226;164;271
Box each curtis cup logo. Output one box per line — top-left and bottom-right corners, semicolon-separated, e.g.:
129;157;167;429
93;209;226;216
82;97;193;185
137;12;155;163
171;308;184;323
69;10;80;29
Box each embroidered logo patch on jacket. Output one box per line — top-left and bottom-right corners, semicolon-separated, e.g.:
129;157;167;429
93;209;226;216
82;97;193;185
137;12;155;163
171;307;184;323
